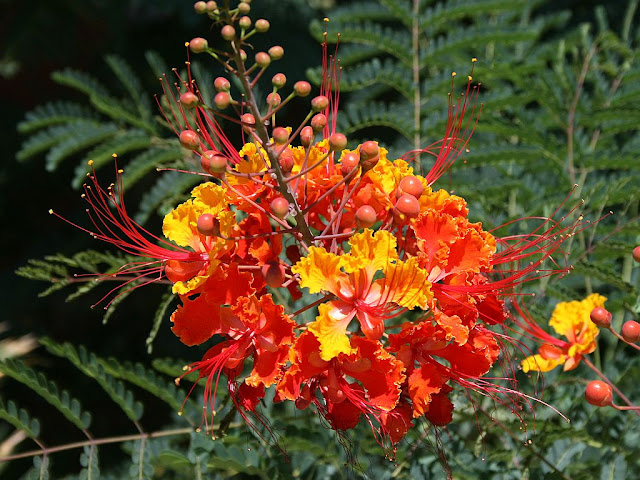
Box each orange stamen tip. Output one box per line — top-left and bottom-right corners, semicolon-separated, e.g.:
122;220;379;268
48;209;54;214
185;41;190;47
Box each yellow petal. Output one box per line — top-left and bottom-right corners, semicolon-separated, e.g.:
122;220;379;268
380;256;432;309
308;302;356;361
162;200;201;250
292;246;344;295
343;229;397;274
521;353;565;373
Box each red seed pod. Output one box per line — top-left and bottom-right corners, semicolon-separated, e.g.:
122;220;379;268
189;37;208;54
585;380;613;407
311;95;329;112
329;133;347;152
394;194;420;220
278;149;295;174
194;1;207;14
179;130;200;150
255;51;271;68
200;150;227;176
262;261;286;288
272;127;289;145
340;152;360;177
214;77;231;92
310;114;327;133
590;307;612;328
213;91;231;110
179;91;199;109
285;245;302;265
633;246;640;263
272;73;286;89
397;175;423;199
221;25;236;41
255;19;270;33
270;197;290;219
293;81;311;97
621;320;640;343
238;2;250;14
268;46;284;60
238;16;251;29
266;92;281;107
355;205;377;229
241;113;255;131
197;213;220;236
300;126;314;147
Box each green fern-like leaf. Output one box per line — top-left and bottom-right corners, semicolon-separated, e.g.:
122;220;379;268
17;101;100;134
121;146;185;192
134;171;202;224
0;359;92;430
0;398;41;439
46;123;119;172
146;290;175;354
79;445;100;480
105;55;152;124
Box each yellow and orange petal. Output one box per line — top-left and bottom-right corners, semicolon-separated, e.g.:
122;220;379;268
379;256;431;309
308;301;356;361
342;229;398;275
292;246;344;295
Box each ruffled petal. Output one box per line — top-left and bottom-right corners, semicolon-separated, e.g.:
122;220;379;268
308;301;356;361
292;246;344;295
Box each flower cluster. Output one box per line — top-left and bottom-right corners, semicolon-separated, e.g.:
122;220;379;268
52;1;592;451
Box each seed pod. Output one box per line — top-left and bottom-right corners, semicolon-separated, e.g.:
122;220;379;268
180;91;199;109
397;175;423;199
355;205;377;229
189;37;208;54
179;130;200;150
262;261;286;288
270;197;289;219
621;320;640;343
221;25;236;41
589;307;612;328
585;380;612;407
293;81;311;97
197;213;220;236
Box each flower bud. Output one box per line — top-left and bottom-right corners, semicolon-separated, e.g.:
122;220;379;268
197;213;220;236
194;1;207;14
255;52;271;68
278;149;294;174
268;45;284;60
589;307;612;328
180;91;199;109
272;127;289;145
189;37;208;54
221;25;236;41
340;152;360;177
255;19;270;33
621;320;640;343
359;140;380;172
300;126;314;147
585;380;612;407
397;175;423;199
272;73;286;89
262;261;286;288
394;194;420;221
310;114;327;133
285;245;301;265
270;197;289;219
266;92;281;107
633;246;640;263
214;77;231;92
355;205;377;229
179;130;200;150
239;49;247;62
239;16;251;29
241;113;255;131
200;150;228;176
238;2;250;14
329;133;347;152
206;1;217;11
311;95;329;112
294;81;311;97
213;91;231;110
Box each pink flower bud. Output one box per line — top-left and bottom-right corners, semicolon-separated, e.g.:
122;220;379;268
311;95;329;112
214;77;230;92
179;130;200;150
300;126;314;147
329;133;347;152
270;197;289;219
272;73;286;89
189;37;208;54
221;25;236;41
255;52;271;68
213;91;231;110
255;19;270;33
197;214;220;236
294;81;311;97
180;92;199;109
272;127;289;145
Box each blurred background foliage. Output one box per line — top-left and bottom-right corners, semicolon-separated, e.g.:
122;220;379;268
1;0;639;478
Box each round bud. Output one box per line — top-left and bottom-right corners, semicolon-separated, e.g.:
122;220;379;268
293;81;311;97
239;16;251;29
214;77;231;92
194;1;207;14
311;95;329;112
394;194;420;221
633;246;640;263
179;91;199;109
206;1;217;11
340;152;360;177
238;2;250;14
266;92;281;107
268;45;284;60
589;307;612;328
285;245;301;265
300;126;314;147
278;149;295;174
310;114;327;133
255;19;270;33
239;49;247;62
179;130;200;150
272;127;289;145
200;150;227;176
272;73;286;89
355;205;377;229
255;52;271;68
585;380;613;407
221;25;236;41
397;175;423;199
359;141;379;161
270;197;289;219
262;261;286;288
329;133;347;152
197;213;220;236
241;113;255;130
621;320;640;343
189;37;208;54
213;91;231;110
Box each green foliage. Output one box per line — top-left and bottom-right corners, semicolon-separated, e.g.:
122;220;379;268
0;399;40;440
